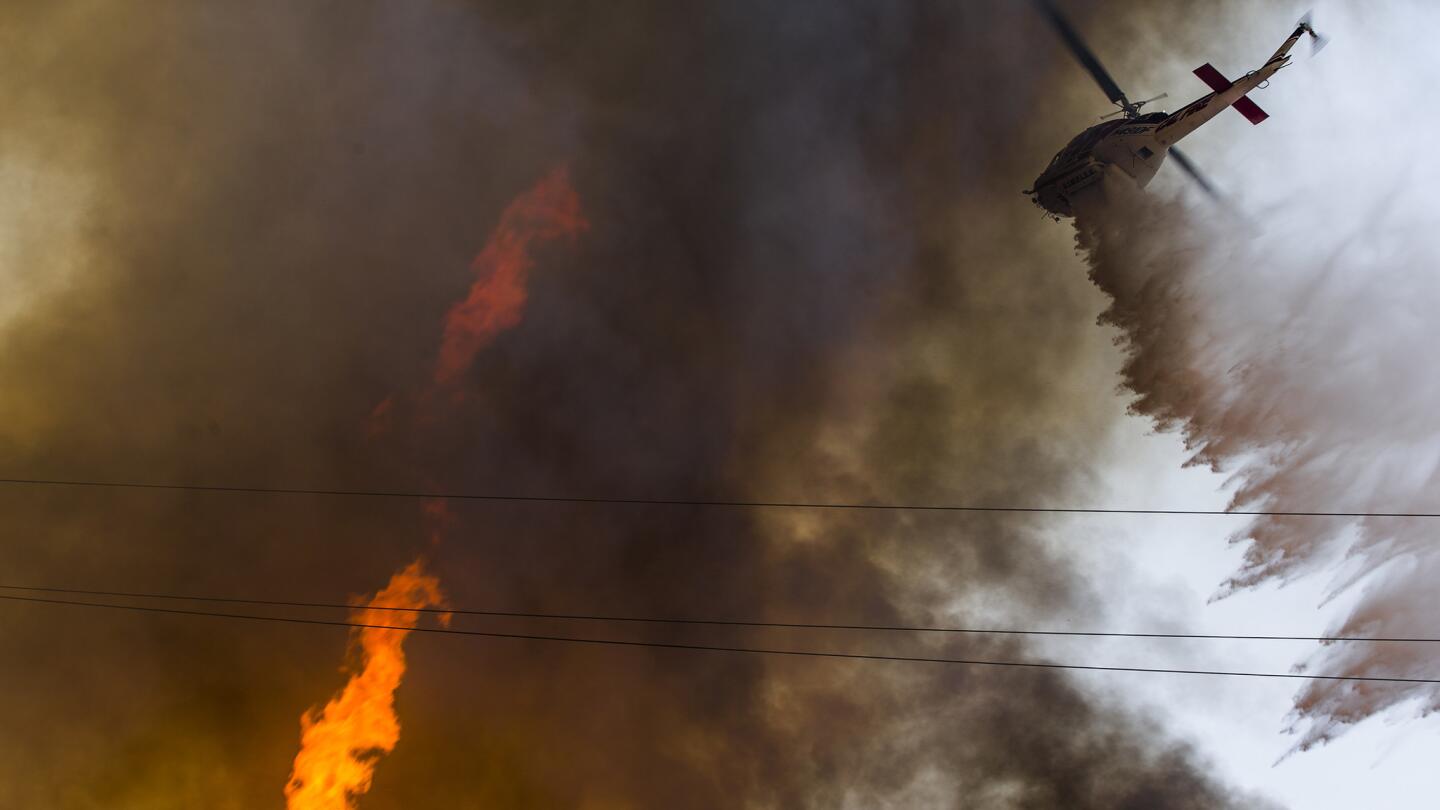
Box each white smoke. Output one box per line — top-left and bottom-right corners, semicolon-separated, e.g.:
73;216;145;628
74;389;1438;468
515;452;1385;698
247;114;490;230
1073;2;1440;750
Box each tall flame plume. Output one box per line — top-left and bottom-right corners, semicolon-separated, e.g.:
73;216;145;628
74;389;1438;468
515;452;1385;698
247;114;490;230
286;164;583;806
284;560;447;809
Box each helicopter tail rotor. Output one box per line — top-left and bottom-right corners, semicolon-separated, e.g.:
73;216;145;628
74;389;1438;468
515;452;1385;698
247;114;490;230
1299;11;1330;54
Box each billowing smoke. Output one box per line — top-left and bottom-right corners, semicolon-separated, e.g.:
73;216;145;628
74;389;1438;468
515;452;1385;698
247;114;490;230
0;1;1286;807
1073;2;1440;752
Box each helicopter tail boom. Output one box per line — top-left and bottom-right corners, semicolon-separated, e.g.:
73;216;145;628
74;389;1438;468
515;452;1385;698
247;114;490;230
1192;63;1268;125
1154;15;1324;146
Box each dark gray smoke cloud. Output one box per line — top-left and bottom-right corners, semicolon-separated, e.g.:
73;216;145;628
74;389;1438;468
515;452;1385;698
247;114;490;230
0;1;1276;806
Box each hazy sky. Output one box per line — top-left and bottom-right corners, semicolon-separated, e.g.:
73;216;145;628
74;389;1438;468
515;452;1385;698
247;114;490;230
0;1;1434;808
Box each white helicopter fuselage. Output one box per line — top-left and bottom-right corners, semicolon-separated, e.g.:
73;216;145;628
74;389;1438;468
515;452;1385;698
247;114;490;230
1029;20;1313;218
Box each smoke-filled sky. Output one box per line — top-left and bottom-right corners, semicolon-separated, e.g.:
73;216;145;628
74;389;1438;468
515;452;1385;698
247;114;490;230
0;1;1435;808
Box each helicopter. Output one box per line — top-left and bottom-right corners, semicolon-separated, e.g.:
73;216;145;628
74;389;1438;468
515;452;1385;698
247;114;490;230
1026;2;1327;219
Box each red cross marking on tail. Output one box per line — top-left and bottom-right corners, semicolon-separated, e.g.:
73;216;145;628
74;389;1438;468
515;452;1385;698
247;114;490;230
1193;62;1269;125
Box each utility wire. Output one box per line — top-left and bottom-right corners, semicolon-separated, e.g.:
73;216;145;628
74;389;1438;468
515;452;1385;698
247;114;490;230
0;583;1429;644
1;476;1437;518
0;593;1432;684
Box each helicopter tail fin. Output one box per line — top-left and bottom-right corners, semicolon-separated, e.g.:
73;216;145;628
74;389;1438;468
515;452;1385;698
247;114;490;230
1193;63;1269;125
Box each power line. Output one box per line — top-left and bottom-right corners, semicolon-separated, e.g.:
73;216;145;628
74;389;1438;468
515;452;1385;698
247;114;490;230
0;583;1429;644
1;476;1437;518
0;592;1433;684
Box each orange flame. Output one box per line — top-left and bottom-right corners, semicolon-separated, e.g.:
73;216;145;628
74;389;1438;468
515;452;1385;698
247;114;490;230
296;168;581;804
284;560;447;809
433;165;587;386
363;395;396;440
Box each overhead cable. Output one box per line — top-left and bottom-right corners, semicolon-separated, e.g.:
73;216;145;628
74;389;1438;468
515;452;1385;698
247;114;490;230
2;593;1433;685
0;583;1427;644
1;476;1436;519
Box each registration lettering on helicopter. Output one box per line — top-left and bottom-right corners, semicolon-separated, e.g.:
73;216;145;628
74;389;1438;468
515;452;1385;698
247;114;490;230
1060;166;1100;191
1155;96;1213;133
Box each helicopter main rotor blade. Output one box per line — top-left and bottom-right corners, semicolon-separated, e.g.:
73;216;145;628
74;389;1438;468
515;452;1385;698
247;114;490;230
1168;147;1224;201
1033;0;1129;106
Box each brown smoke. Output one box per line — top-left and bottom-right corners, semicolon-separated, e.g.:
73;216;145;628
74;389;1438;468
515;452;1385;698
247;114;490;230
0;1;1279;806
